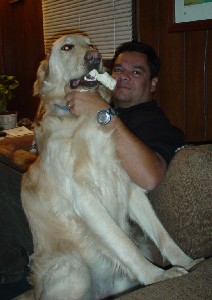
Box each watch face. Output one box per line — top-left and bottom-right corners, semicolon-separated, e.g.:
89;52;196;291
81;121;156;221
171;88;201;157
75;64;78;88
97;111;111;125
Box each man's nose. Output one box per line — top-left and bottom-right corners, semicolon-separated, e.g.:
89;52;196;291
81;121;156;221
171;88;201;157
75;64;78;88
115;71;130;81
84;50;102;70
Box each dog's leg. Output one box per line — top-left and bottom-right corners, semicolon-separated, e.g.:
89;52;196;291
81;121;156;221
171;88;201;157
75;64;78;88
33;253;92;300
128;186;203;271
75;193;188;286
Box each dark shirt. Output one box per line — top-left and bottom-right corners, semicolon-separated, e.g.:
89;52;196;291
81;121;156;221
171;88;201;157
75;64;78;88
116;101;185;165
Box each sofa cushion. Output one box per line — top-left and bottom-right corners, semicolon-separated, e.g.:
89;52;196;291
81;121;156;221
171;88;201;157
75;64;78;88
117;257;212;299
0;160;33;284
149;144;212;259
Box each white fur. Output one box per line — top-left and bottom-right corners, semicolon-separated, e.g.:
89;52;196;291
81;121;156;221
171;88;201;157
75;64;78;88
15;35;202;300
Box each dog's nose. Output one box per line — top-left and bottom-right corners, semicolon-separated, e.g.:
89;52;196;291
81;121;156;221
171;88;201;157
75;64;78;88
84;50;102;69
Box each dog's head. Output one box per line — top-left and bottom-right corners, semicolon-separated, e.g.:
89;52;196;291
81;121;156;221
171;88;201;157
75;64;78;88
34;34;107;112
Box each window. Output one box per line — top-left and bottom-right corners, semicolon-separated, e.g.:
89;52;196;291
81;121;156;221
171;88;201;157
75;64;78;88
41;0;135;59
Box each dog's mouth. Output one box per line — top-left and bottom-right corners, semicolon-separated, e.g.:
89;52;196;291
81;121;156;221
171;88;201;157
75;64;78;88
70;73;99;89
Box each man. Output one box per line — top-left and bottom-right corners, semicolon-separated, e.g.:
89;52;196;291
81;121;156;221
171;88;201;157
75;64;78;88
65;41;184;191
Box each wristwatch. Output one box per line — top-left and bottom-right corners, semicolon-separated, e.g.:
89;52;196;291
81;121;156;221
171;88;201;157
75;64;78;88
97;107;117;125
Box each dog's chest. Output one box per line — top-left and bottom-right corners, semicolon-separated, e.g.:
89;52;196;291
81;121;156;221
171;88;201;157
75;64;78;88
38;116;120;176
33;116;132;228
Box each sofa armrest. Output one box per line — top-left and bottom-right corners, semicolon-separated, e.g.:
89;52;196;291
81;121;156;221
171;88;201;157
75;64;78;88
148;144;212;259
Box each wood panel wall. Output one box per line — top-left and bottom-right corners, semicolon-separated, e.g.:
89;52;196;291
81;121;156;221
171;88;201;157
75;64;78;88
136;0;212;142
0;0;211;141
0;0;44;120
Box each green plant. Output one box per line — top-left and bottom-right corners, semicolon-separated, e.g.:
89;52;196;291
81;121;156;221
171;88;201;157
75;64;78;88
0;74;19;113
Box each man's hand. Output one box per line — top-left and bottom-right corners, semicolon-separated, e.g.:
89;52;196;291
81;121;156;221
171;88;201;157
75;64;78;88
64;90;111;117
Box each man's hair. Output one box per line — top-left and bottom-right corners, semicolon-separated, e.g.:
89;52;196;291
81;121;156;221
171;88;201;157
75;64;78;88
111;41;161;79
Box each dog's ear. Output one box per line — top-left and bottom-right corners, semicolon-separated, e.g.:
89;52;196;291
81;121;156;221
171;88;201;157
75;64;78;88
34;43;64;96
33;58;50;96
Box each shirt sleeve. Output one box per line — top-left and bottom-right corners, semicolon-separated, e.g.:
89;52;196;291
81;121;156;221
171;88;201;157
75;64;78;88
134;117;185;165
117;102;185;165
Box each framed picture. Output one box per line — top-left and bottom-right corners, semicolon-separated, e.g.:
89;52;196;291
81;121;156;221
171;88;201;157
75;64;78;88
169;0;212;32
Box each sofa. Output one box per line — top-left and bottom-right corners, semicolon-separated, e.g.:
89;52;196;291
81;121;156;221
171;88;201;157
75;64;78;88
0;136;34;294
118;143;212;299
0;136;211;299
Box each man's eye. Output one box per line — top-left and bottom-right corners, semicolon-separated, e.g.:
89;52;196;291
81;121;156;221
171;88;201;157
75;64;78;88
113;68;121;73
61;44;74;51
133;70;140;75
133;70;143;76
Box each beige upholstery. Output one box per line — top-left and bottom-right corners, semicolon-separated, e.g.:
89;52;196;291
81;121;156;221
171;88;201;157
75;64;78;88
149;144;212;259
118;144;212;299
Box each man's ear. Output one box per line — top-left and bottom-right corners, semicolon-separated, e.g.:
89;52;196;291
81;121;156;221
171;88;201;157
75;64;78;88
150;77;158;93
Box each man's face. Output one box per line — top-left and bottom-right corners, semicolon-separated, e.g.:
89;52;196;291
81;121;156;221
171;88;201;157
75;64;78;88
111;51;158;108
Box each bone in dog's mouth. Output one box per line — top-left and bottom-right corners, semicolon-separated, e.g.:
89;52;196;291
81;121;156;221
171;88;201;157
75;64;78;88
70;69;117;91
70;74;98;89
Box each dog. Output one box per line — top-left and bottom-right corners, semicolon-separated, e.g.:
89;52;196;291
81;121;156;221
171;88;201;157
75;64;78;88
15;34;202;300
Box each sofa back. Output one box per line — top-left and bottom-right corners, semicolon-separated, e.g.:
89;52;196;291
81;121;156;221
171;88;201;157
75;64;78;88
149;144;212;260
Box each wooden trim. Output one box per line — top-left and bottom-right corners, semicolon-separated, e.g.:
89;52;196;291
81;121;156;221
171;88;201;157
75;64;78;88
135;0;141;41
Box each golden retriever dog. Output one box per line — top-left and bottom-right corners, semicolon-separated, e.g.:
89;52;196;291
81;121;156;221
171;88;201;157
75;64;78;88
15;34;202;300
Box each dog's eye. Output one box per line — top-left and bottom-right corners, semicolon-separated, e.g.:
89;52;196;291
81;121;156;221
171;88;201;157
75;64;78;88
61;44;74;51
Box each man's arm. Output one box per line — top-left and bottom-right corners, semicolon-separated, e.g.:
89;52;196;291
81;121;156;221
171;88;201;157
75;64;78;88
65;91;167;190
108;116;167;190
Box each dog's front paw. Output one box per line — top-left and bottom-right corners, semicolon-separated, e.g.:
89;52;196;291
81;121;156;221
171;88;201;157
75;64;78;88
157;266;188;283
184;257;204;271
